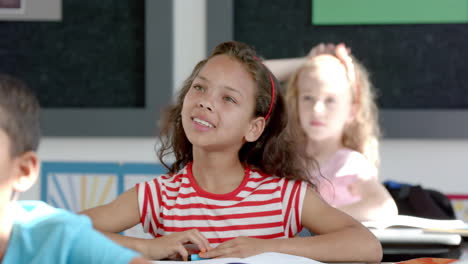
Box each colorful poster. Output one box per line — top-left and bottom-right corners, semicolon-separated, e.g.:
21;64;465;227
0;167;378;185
447;194;468;222
41;162;165;238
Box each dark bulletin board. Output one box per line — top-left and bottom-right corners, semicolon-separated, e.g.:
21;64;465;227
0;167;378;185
0;1;144;108
0;0;172;137
233;0;468;110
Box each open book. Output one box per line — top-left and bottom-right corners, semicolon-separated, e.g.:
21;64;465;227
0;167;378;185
151;252;324;264
362;215;468;245
362;215;468;230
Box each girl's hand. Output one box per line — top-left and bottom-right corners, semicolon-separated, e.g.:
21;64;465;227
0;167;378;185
308;43;356;85
141;229;211;261
335;43;355;84
308;43;336;58
199;237;272;259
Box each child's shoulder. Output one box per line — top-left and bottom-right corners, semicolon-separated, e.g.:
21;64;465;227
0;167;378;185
6;201;92;263
13;200;91;234
335;148;367;162
330;148;377;179
248;167;306;186
249;167;281;180
141;165;189;184
136;164;196;195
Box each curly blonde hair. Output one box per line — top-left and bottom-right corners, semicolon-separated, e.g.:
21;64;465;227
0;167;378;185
285;53;380;168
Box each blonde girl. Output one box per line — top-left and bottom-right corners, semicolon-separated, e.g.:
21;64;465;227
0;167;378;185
267;43;397;221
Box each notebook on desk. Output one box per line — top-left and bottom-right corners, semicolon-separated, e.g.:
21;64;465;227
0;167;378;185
372;228;465;262
423;227;468;237
370;228;462;246
362;215;468;230
363;215;466;246
151;252;324;264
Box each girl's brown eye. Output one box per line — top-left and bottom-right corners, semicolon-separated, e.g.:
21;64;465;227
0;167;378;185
224;96;236;104
193;85;204;91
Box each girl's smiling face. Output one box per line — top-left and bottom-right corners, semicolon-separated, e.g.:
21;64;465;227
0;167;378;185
297;55;355;143
181;55;263;152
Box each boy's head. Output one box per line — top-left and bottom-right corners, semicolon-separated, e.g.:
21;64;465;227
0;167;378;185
0;74;41;157
0;74;40;198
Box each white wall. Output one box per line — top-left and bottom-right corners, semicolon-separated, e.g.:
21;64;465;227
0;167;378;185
380;139;468;194
20;1;468;201
173;0;206;94
22;138;468;201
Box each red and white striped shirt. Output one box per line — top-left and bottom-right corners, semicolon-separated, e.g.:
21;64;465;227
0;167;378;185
136;162;307;247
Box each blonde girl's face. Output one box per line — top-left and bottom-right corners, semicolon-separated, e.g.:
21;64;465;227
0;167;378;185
297;55;355;143
181;55;261;152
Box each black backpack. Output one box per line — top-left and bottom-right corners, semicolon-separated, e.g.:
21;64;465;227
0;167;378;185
384;181;456;220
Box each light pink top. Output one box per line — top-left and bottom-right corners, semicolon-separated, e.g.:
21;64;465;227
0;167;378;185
315;148;377;207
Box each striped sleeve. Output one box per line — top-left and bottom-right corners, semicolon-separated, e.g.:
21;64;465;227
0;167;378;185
280;179;308;237
136;178;163;237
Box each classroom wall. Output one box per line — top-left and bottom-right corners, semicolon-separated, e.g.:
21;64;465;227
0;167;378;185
21;138;468;201
20;1;468;201
379;140;468;194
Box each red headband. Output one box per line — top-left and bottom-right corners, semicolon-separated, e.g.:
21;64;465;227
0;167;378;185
253;56;275;120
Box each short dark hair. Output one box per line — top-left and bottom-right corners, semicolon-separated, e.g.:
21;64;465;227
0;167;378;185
0;74;41;156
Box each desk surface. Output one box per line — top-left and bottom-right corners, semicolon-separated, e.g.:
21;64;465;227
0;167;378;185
382;241;468;262
151;242;468;263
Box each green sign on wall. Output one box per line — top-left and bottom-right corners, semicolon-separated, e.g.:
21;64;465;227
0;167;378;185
312;0;468;25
